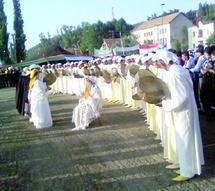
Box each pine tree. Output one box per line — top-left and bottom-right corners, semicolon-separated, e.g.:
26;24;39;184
0;0;10;64
13;0;26;63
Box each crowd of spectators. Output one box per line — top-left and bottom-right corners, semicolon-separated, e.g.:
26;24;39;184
0;66;20;88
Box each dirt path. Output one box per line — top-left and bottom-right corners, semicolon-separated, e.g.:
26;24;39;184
0;88;215;191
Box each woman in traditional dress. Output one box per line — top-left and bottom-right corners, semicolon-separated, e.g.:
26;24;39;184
72;66;102;130
29;69;53;129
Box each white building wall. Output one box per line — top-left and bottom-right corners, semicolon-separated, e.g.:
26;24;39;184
203;22;215;41
156;24;171;48
132;13;193;49
188;21;215;49
188;26;198;49
132;24;171;48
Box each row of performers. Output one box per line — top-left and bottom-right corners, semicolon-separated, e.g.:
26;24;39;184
16;49;204;182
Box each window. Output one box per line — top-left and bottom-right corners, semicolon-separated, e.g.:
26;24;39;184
193;32;195;37
165;28;167;33
198;30;203;37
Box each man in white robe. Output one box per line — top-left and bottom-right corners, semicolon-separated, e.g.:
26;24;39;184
154;50;204;182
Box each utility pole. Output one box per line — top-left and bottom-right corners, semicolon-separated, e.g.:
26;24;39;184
112;7;115;20
120;32;124;56
161;3;165;46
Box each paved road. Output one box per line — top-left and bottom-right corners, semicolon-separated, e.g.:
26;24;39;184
0;88;215;191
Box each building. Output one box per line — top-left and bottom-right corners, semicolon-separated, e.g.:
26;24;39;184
94;38;122;57
188;21;215;49
100;38;122;50
131;12;193;49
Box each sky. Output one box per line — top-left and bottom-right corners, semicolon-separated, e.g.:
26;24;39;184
4;0;214;49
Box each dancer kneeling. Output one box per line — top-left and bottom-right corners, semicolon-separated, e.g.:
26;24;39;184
29;69;53;129
72;68;102;130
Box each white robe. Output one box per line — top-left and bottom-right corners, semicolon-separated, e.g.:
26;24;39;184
162;64;204;178
159;69;178;164
72;76;102;130
31;79;53;129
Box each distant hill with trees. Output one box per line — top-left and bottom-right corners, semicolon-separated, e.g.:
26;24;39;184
26;18;133;61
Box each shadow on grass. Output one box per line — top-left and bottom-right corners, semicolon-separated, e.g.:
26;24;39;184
0;162;182;191
0;121;150;144
1;88;215;191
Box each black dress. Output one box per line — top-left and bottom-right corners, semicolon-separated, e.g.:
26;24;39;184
16;74;30;115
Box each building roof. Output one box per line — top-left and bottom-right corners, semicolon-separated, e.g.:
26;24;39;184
16;54;93;67
102;38;121;49
132;12;181;32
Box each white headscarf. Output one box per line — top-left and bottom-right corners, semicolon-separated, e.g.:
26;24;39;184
152;49;178;64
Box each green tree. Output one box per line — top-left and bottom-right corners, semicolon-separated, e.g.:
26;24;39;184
207;33;215;46
60;25;75;49
185;10;197;24
123;35;138;47
25;33;61;61
198;3;215;22
208;4;215;21
80;23;98;55
173;39;181;52
13;0;26;63
26;18;134;57
199;3;203;19
114;18;132;36
0;0;10;64
59;25;83;53
38;33;60;57
94;21;105;47
181;26;188;50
